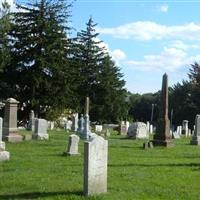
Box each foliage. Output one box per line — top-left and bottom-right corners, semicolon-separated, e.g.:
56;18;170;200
73;17;127;123
0;0;73;120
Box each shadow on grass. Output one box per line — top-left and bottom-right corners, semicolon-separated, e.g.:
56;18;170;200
109;162;200;168
0;190;83;199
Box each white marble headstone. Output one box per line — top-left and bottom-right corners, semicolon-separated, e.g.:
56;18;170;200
33;119;48;140
84;136;108;196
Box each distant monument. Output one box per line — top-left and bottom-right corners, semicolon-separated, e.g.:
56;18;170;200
152;74;173;147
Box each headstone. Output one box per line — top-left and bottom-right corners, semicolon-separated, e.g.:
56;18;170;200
149;125;153;134
0;118;10;161
172;131;180;139
95;125;103;133
176;126;182;136
32;118;49;140
143;142;148;149
3;98;23;142
146;121;150;132
48;121;54;130
84;136;108;196
191;115;200;145
28;110;35;131
0;118;5;150
72;113;78;132
78;114;84;134
148;141;154;148
182;120;189;136
120;121;127;135
64;120;72;131
127;122;148;139
64;134;80;156
153;74;173;147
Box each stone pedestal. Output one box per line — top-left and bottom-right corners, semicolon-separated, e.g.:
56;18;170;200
191;115;200;145
3;98;23;142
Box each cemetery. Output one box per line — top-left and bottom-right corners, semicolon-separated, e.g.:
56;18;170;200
1;0;200;199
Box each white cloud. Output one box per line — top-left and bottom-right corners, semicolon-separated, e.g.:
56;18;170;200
110;49;126;63
159;4;168;13
124;45;200;72
98;21;200;41
0;0;16;11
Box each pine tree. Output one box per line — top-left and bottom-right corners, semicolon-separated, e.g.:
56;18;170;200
2;0;73;119
74;17;127;122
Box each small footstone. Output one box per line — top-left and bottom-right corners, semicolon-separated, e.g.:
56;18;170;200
148;141;154;148
143;142;149;149
0;151;10;161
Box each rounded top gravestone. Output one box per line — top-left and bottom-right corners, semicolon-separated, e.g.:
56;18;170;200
127;122;148;139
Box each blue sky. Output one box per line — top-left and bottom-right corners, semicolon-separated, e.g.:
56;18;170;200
7;0;200;93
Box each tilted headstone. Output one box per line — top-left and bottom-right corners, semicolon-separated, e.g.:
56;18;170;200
0;117;10;161
72;113;78;132
153;74;173;147
64;134;80;156
84;136;108;196
3;98;23;142
191;115;200;145
32;119;49;140
127;122;148;139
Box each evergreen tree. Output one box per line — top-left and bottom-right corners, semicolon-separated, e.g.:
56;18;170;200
74;17;127;123
1;0;73;119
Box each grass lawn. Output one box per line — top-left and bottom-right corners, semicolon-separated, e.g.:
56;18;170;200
1;130;200;200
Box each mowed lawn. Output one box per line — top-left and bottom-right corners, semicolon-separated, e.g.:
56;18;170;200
1;130;200;200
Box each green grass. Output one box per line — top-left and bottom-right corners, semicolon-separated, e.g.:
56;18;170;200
1;131;200;200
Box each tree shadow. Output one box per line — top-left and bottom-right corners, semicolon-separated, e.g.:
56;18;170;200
0;190;83;200
109;162;200;168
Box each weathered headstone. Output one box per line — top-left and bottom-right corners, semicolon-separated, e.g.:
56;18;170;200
182;120;189;136
176;126;182;136
72;113;78;132
172;131;180;139
32;119;49;140
3;98;23;142
120;121;127;135
64;120;72;131
78;114;84;134
149;125;153;134
64;134;80;156
153;74;173;147
191;115;200;145
0;117;10;161
0;118;5;150
95;125;103;133
127;122;148;139
28;110;35;131
146;121;150;132
84;136;108;196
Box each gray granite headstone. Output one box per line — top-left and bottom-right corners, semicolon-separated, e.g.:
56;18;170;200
33;118;48;140
191;115;200;145
64;134;80;156
3;98;23;142
28;110;35;131
127;122;148;139
84;136;108;196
